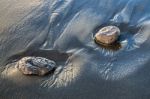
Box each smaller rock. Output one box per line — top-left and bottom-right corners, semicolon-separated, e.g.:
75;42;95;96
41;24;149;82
94;26;120;45
15;57;56;76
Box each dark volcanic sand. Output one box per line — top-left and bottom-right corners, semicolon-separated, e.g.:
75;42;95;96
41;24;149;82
0;0;150;99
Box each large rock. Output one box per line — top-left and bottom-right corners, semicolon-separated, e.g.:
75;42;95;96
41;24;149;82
94;26;120;45
15;57;56;76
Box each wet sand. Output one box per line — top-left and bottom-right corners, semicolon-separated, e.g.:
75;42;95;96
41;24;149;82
0;0;150;99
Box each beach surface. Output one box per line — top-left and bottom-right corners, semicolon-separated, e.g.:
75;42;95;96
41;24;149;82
0;0;150;99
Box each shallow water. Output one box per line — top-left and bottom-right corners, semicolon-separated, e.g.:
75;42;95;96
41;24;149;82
0;0;150;99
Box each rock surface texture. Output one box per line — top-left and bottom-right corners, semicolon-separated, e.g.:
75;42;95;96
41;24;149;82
94;26;120;45
15;57;56;76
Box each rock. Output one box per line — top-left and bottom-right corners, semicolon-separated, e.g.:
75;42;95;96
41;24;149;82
94;26;120;45
15;57;56;76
